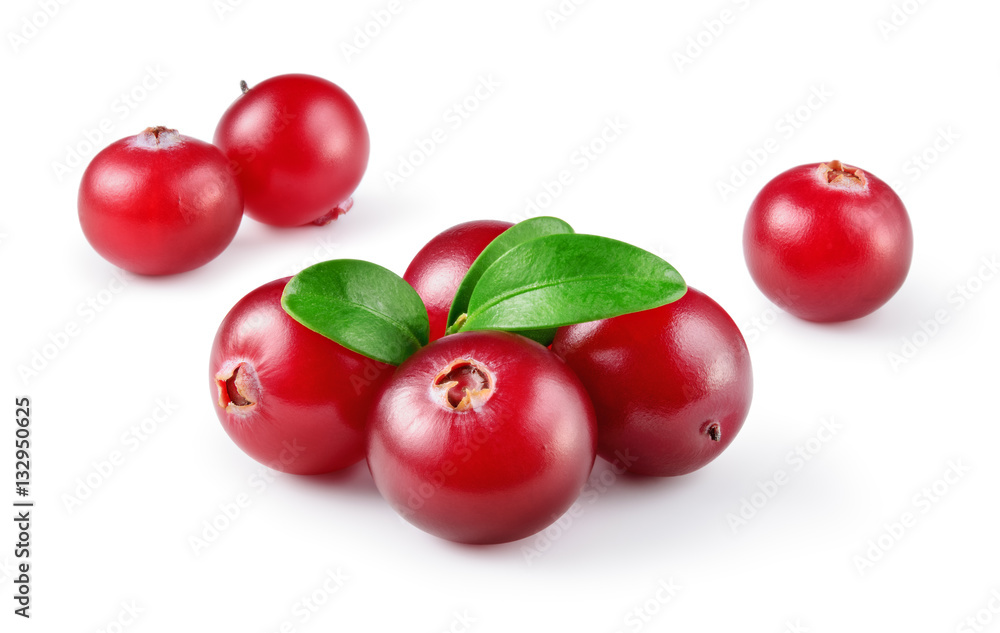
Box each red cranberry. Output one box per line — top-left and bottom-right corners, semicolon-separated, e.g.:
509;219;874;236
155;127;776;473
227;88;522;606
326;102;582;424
366;331;597;544
214;74;369;227
78;126;243;275
403;220;513;341
552;287;752;477
743;160;913;322
209;278;391;474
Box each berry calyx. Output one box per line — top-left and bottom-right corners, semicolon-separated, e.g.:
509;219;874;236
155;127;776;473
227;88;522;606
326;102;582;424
215;361;260;412
432;358;495;411
820;159;867;188
134;126;182;148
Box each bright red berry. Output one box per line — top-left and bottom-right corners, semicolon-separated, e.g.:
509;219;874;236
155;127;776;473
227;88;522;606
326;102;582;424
78;126;243;275
366;330;597;544
214;74;370;227
552;287;752;477
743;160;913;322
210;278;391;475
403;220;513;341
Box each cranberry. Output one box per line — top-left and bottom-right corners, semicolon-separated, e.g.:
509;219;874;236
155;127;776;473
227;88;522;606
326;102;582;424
210;278;391;474
552;287;752;477
743;160;913;322
366;331;597;544
403;220;513;341
78;126;243;275
214;74;370;227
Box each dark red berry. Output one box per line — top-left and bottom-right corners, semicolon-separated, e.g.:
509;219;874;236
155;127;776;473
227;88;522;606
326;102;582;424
210;278;391;474
366;330;597;544
553;287;752;477
214;74;369;227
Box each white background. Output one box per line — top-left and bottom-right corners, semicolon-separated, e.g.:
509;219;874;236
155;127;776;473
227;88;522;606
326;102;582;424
2;0;999;630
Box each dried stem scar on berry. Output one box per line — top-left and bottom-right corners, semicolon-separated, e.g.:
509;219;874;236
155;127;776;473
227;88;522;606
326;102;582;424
431;358;496;411
820;159;867;188
215;361;260;412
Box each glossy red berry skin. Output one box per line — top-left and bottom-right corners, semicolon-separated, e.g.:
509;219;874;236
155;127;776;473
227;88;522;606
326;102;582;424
743;160;913;322
210;278;391;475
214;74;369;227
403;220;513;341
78;127;243;275
552;288;752;477
366;331;597;544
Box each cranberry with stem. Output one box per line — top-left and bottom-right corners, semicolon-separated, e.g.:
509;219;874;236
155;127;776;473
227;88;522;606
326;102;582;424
214;73;369;227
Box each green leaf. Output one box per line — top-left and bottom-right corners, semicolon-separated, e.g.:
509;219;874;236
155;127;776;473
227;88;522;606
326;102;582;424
508;327;560;347
460;234;686;332
446;216;574;336
281;260;429;366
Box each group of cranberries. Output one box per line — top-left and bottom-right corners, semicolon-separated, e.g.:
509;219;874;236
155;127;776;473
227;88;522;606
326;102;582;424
77;72;913;545
209;220;755;544
78;73;369;275
207;157;910;544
